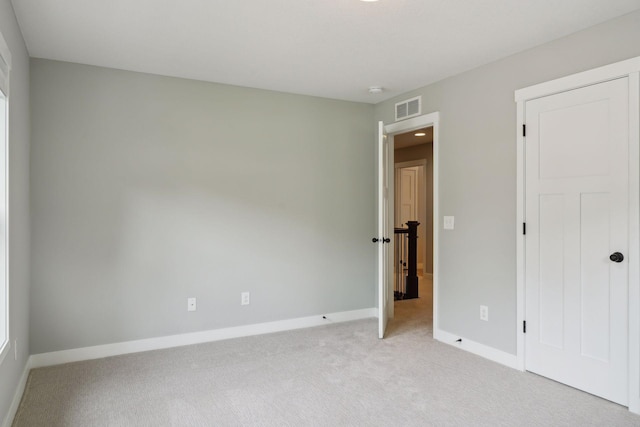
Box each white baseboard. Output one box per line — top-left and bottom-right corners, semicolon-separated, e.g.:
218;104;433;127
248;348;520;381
434;327;518;369
30;308;377;369
1;358;32;427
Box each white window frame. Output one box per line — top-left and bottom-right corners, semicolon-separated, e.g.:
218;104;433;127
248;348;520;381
0;29;11;365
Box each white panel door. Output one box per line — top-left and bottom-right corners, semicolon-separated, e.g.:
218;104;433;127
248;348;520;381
377;121;391;339
525;78;629;405
399;167;419;226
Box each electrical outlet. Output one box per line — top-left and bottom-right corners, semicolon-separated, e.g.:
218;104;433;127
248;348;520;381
480;305;489;321
241;292;250;306
187;297;197;312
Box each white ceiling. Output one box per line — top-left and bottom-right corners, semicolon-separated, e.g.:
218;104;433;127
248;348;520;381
10;0;640;103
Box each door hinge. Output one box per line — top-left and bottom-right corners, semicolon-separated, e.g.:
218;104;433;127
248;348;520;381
523;223;526;235
522;124;526;137
523;320;527;333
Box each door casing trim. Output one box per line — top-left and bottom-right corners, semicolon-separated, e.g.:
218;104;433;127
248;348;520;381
384;112;440;335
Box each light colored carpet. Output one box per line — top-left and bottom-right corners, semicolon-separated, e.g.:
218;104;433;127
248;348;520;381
12;278;640;426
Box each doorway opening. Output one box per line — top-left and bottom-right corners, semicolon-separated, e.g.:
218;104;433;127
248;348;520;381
390;126;434;331
377;112;440;339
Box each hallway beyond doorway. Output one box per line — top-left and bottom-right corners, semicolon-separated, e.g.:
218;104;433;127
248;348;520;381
386;275;433;338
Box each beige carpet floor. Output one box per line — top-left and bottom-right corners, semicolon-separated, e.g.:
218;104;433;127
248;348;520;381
12;278;640;426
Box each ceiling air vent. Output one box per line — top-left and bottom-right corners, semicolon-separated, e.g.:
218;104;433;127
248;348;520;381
395;96;421;121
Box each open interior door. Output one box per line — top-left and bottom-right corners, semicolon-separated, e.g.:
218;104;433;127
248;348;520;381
377;121;391;338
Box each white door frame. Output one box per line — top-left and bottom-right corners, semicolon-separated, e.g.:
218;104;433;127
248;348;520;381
515;56;640;413
384;112;440;333
395;160;428;272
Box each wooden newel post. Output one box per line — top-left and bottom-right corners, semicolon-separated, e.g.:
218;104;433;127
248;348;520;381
405;221;419;299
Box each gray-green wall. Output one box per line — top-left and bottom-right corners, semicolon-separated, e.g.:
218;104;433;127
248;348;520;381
30;59;375;354
19;4;640;369
0;0;30;423
375;10;640;354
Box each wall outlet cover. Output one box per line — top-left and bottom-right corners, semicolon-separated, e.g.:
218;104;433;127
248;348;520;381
241;292;250;306
480;305;489;321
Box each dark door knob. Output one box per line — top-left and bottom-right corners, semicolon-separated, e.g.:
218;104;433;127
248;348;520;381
610;252;624;263
372;237;391;243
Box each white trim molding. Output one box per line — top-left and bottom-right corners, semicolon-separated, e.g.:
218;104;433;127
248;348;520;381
515;56;640;102
515;55;640;414
385;111;439;135
627;71;640;414
29;308;377;369
434;328;519;369
0;31;9;365
1;358;31;427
